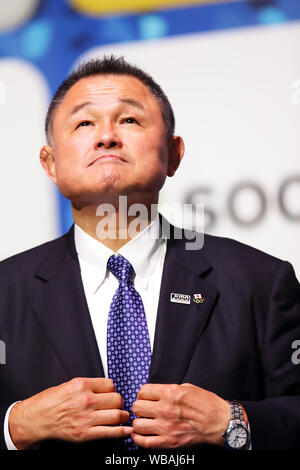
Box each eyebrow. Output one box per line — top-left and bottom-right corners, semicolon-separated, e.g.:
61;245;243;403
69;98;145;116
70;101;93;116
118;98;145;111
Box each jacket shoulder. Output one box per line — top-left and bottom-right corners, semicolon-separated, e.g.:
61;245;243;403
201;232;290;283
0;232;71;279
203;232;283;264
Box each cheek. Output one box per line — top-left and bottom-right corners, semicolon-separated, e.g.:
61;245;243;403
134;134;168;170
54;136;90;172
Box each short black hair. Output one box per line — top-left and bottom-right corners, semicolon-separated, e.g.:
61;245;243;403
45;55;175;144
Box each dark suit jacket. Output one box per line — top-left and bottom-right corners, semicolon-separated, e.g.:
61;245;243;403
0;224;300;451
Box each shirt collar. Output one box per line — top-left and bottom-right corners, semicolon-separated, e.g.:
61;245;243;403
74;214;166;294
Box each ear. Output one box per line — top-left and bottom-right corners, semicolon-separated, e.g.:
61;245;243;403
167;135;185;177
39;145;57;184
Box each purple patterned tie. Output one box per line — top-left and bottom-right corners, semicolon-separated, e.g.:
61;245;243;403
107;254;151;450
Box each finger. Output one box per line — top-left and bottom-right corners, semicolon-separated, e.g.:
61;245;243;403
90;378;115;393
132;399;158;418
94;392;124;410
69;377;115;394
87;425;133;441
137;384;164;400
132;433;165;449
93;409;130;426
132;417;157;435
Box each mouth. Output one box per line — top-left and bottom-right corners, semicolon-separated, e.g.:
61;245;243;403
88;154;126;167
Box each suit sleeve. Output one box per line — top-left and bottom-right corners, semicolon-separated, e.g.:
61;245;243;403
241;261;300;449
0;404;12;450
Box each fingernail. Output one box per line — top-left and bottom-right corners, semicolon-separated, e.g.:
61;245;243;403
124;427;133;434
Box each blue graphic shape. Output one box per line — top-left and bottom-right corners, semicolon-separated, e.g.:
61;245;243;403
21;20;53;60
257;7;287;25
138;14;168;40
58;195;74;234
100;17;135;43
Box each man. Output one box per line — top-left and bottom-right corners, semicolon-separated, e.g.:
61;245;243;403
0;56;300;451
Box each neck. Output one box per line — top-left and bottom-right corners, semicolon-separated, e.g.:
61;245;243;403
72;196;158;252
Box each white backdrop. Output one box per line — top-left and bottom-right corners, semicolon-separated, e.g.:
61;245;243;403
0;58;57;260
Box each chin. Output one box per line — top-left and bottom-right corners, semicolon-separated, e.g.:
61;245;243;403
66;188;127;211
59;176;164;210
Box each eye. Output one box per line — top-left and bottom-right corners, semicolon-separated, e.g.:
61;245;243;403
122;117;139;124
76;121;91;128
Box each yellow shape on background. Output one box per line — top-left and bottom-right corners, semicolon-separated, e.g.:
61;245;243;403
69;0;238;16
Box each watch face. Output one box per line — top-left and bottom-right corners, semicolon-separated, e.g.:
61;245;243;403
227;425;248;449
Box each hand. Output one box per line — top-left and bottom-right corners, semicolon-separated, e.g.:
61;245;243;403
131;383;232;449
9;377;132;449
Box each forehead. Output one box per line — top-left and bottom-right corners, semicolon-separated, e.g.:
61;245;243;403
59;74;160;114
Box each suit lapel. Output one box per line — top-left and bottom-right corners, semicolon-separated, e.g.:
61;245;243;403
29;227;105;380
149;231;219;384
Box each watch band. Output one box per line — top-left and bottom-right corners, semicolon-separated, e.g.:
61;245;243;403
230;400;244;422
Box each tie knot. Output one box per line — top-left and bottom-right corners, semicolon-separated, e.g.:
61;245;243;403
107;255;133;284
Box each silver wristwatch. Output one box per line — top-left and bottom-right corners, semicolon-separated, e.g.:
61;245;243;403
222;401;249;450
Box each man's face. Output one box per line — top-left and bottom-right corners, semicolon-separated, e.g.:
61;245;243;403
41;74;183;208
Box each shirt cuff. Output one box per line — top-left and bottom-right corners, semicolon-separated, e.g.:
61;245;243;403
4;402;21;450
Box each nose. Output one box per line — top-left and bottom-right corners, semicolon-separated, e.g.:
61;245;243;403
95;122;121;150
97;140;117;149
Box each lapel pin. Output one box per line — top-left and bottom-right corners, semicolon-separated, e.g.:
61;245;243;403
170;293;191;305
193;293;205;304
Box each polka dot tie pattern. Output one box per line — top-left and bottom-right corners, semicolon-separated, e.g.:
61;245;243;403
107;254;151;450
